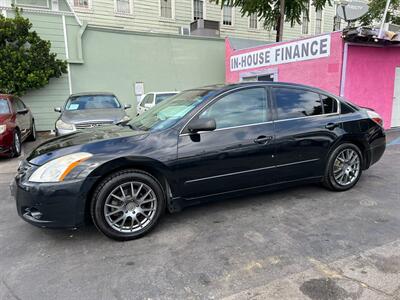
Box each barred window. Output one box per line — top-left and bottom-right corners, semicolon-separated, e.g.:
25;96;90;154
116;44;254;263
302;10;309;34
116;0;131;14
74;0;89;9
222;5;233;26
249;13;257;29
315;9;323;34
160;0;172;19
193;0;204;20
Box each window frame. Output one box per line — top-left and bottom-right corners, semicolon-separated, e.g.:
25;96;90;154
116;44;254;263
192;0;206;21
114;0;132;15
159;0;175;19
271;86;340;122
73;0;91;10
181;86;272;135
314;8;323;35
248;12;258;30
221;5;234;27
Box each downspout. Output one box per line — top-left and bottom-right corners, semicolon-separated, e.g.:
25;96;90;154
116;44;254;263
339;42;349;97
62;14;72;94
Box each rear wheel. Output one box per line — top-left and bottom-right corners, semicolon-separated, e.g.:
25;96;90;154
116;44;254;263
12;131;21;158
27;121;36;141
323;143;362;191
91;169;166;241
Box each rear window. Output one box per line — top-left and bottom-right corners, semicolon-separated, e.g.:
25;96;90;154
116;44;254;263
321;95;338;114
155;93;177;104
0;99;10;114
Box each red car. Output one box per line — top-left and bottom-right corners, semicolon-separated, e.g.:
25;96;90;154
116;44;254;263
0;94;36;158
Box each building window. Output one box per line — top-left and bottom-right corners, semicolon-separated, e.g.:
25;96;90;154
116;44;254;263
193;0;204;20
15;0;49;8
302;10;309;34
160;0;172;19
249;13;257;29
116;0;131;14
74;0;89;9
315;9;323;34
222;5;233;26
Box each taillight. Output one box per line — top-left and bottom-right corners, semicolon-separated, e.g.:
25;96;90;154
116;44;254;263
366;110;383;126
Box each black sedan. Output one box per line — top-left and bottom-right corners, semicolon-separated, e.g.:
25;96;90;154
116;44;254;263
13;83;386;241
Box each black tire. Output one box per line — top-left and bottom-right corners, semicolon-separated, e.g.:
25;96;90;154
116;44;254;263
27;121;36;141
11;131;21;158
91;169;166;241
323;143;363;191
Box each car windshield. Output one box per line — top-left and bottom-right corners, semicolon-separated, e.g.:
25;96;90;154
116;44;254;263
130;89;208;132
155;93;178;104
0;99;10;114
65;95;121;111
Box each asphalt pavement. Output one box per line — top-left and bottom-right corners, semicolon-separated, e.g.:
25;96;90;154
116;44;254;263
0;130;399;300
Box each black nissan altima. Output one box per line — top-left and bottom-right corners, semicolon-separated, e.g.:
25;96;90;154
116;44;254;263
13;82;386;241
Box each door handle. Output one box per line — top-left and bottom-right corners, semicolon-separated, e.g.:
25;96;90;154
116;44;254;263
325;123;338;130
254;135;273;144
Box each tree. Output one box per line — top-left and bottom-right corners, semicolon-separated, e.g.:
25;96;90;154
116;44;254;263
212;0;332;42
360;0;400;26
0;8;67;96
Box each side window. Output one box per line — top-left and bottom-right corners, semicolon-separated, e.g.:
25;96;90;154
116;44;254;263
273;88;322;120
321;95;338;114
200;87;267;129
140;94;153;107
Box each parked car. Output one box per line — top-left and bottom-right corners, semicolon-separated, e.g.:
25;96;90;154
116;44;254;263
137;91;179;115
54;92;131;135
0;95;36;158
13;83;386;241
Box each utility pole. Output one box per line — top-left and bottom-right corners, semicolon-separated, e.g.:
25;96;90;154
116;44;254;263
277;0;285;42
378;0;391;39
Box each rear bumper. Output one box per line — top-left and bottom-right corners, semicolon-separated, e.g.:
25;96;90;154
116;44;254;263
366;132;386;168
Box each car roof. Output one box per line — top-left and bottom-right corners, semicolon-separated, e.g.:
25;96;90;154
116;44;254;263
0;94;13;100
189;82;333;97
69;92;116;97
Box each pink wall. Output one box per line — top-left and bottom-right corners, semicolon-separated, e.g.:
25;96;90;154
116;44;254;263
344;45;398;128
226;32;344;95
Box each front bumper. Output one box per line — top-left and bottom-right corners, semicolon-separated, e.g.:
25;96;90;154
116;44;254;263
13;163;99;229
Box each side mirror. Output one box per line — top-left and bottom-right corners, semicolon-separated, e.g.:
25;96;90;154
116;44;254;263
17;108;28;114
54;107;62;113
124;104;132;110
188;118;216;133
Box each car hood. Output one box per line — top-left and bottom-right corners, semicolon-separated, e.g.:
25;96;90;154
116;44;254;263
0;114;12;123
61;109;126;124
27;125;148;165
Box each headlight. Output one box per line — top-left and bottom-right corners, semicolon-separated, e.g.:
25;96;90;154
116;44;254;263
0;125;6;134
119;116;131;123
29;152;93;183
56;119;75;131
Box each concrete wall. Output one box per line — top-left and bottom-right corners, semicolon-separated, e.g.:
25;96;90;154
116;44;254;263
69;28;225;118
344;45;398;129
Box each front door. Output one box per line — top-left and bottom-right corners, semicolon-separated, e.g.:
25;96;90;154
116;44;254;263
271;87;341;182
177;86;276;199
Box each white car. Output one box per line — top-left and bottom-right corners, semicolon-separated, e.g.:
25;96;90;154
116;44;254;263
137;91;179;115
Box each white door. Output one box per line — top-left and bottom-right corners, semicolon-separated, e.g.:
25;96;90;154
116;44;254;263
392;68;400;127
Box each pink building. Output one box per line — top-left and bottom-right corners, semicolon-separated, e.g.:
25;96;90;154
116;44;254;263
226;31;400;129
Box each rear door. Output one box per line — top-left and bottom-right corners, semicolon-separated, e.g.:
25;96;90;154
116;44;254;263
177;86;276;199
271;87;341;182
15;98;31;139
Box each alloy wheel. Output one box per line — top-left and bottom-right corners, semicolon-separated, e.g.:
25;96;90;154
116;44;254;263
14;132;21;155
103;181;158;233
333;148;360;186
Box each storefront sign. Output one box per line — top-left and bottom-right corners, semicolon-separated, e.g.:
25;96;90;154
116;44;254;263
230;34;331;72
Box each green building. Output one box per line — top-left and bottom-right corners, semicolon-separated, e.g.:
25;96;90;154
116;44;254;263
1;0;345;130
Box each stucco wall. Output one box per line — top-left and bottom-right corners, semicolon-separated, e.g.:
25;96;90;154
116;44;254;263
226;32;344;96
70;28;225;118
344;45;398;129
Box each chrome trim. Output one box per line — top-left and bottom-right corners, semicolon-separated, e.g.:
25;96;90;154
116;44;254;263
274;112;340;123
185;158;319;184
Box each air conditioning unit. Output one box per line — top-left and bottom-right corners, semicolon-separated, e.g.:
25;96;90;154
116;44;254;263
179;26;191;36
190;19;220;37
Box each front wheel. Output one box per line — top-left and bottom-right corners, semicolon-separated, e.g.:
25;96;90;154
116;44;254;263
323;143;363;191
12;131;21;158
27;121;36;141
91;170;166;241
